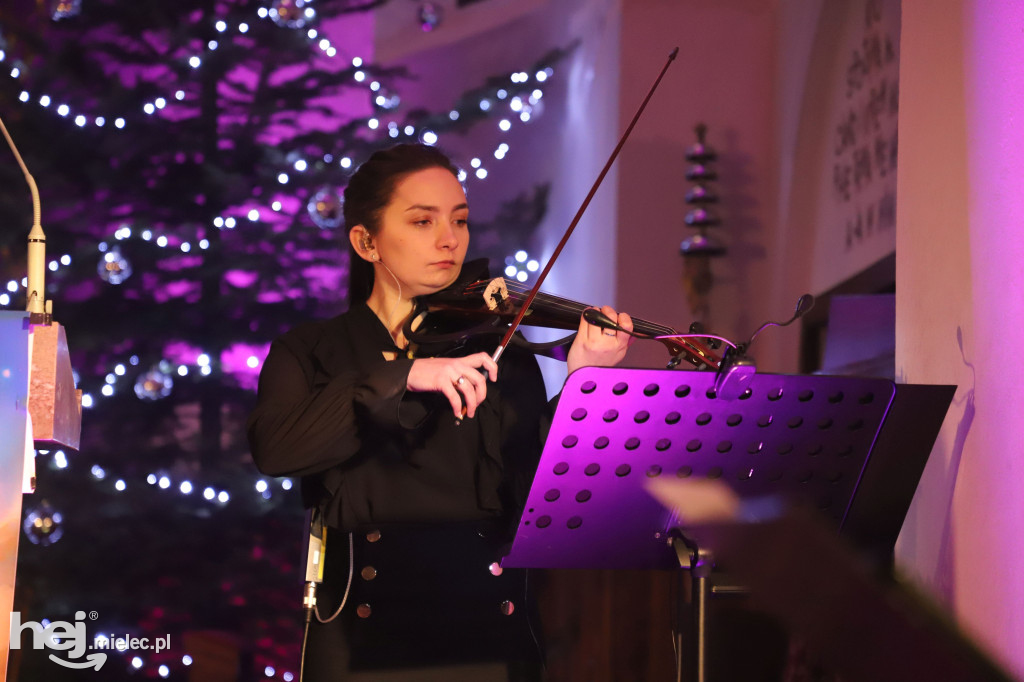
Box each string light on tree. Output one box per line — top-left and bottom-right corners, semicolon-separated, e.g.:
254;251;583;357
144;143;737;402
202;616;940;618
504;250;540;283
8;3;369;130
2;39;561;192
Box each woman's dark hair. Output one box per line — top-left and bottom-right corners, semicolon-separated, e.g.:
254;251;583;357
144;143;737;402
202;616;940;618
345;143;461;302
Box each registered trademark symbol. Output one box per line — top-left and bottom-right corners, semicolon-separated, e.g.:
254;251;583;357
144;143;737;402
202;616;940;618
89;611;98;620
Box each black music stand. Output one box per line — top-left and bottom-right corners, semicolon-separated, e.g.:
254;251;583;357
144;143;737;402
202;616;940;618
502;367;955;681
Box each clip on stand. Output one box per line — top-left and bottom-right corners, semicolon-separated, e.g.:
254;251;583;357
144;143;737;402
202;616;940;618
503;366;954;682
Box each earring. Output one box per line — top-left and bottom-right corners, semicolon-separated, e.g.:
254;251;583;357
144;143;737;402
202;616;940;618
371;253;379;261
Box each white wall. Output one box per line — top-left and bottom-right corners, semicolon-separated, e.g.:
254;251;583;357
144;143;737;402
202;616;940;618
896;1;1024;677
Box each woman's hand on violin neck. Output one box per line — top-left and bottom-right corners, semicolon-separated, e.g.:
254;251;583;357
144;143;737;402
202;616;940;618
567;305;634;375
407;352;499;419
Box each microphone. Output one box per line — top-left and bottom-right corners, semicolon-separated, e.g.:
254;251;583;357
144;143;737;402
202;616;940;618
714;294;815;400
0;114;48;320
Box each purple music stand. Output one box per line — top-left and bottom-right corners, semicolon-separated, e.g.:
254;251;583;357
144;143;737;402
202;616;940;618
502;366;954;681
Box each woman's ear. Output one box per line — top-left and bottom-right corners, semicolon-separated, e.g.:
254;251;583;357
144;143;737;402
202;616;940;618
349;226;378;263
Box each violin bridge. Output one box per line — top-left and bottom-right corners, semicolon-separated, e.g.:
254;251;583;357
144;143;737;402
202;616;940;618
483;278;510;311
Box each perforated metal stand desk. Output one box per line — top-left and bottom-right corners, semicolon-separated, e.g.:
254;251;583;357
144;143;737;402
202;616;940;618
503;367;954;682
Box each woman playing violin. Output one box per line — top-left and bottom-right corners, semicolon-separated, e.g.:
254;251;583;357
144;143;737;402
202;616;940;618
247;143;632;681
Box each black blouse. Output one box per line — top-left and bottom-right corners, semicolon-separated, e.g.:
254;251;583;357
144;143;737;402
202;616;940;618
247;300;548;533
247;301;551;675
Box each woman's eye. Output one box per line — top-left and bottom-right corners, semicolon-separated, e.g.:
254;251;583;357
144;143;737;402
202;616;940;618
413;218;432;227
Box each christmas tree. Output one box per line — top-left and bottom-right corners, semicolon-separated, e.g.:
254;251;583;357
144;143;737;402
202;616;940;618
0;1;566;678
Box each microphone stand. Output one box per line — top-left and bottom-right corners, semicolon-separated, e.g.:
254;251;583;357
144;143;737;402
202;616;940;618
0;115;48;322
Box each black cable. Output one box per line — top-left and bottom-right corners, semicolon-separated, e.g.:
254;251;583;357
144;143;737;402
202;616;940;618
298;617;311;682
316;532;354;624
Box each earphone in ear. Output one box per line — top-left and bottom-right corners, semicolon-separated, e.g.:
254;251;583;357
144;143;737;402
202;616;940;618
359;234;379;261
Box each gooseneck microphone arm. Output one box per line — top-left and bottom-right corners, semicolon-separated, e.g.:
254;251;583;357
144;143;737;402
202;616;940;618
0;114;47;318
714;294;815;400
740;294;815;352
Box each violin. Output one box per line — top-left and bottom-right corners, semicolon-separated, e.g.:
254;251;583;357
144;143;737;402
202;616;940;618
404;259;722;370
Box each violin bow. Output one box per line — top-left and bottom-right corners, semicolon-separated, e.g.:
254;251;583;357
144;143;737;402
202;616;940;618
491;47;679;364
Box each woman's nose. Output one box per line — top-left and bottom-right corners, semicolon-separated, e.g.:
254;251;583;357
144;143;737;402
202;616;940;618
436;222;459;249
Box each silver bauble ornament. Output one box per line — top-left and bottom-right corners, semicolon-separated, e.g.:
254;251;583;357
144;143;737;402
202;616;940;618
23;501;64;546
271;0;308;28
98;247;132;285
51;0;81;20
134;368;173;401
307;186;344;230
